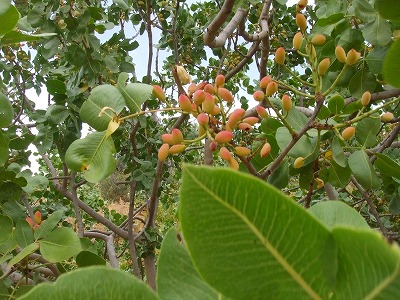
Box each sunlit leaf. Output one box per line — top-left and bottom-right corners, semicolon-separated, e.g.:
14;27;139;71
348;150;381;190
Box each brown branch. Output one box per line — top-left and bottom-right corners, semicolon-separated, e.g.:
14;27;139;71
345;88;400;106
225;41;261;81
127;181;141;278
83;231;119;268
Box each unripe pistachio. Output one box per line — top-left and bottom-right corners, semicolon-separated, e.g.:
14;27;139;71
215;74;225;87
235;146;251;157
381;112;394;122
161;133;175;145
211;105;221;116
293;156;305;168
275;47;286;65
209;140;217;152
169;144;186;154
335;45;346;63
318;58;330;76
193;90;206;105
227;108;246;129
198;124;206;137
341;126;356;140
297;0;308;10
296;13;307;32
260;76;273;89
266;81;278;97
26;216;34;228
171;128;183;144
33;224;40;231
228;157;239;170
256;106;269;118
293;32;303;50
253;90;265;101
238;122;253;132
361;91;371;106
191;103;199;117
152;85;166;101
219;146;232;161
34;211;42;225
178;94;192;113
204;83;215;94
311;34;326;46
242;117;259;125
158;143;170;161
260;142;272;157
197;113;209;126
218;87;233;102
176;65;191;84
202;93;215;114
345;49;361;66
215;130;234;144
187;83;197;95
281;94;292;112
315;178;324;189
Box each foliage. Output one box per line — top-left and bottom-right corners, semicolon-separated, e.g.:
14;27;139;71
0;0;400;298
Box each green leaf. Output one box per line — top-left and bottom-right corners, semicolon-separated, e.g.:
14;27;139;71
337;28;365;52
20;174;49;194
46;79;66;95
15;219;34;248
7;242;39;269
362;14;392;46
0;92;13;128
260;118;283;134
179;165;335;299
309;201;370;229
389;195;400;215
19;266;159;300
79;85;125;131
65;132;116;183
376;0;400;22
34;210;64;240
157;227;229;300
276;127;312;158
327;94;345;114
117;74;153;113
267;158;289;189
0;32;55;45
0;0;11;15
76;251;106;267
383;40;400;88
374;153;400;180
0;214;13;244
328;160;351;188
332;228;400;299
352;0;376;22
0;182;22;202
0;132;9;167
348;150;381;190
0;5;19;35
45;105;69;124
40;227;82;263
365;46;388;74
113;0;130;10
355;114;381;148
348;69;377;98
285;108;308;131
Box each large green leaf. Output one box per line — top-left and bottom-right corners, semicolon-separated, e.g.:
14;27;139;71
0;131;9;167
362;14;392;46
0;31;56;45
39;227;82;263
0;92;13;128
117;73;153;113
15;218;34;248
19;266;159;300
348;69;377;98
34;210;64;240
79;85;125;131
352;0;376;22
76;251;106;267
383;40;400;88
65;132;116;183
355;114;381;148
327;94;345;114
348;150;381;190
374;153;400;180
0;214;13;244
285;108;308;131
376;0;400;21
276;127;312;158
157;227;230;300
309;201;370;229
7;242;39;269
332;228;400;299
0;5;19;35
179;165;335;299
365;46;388;74
328;160;351;188
0;0;11;15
